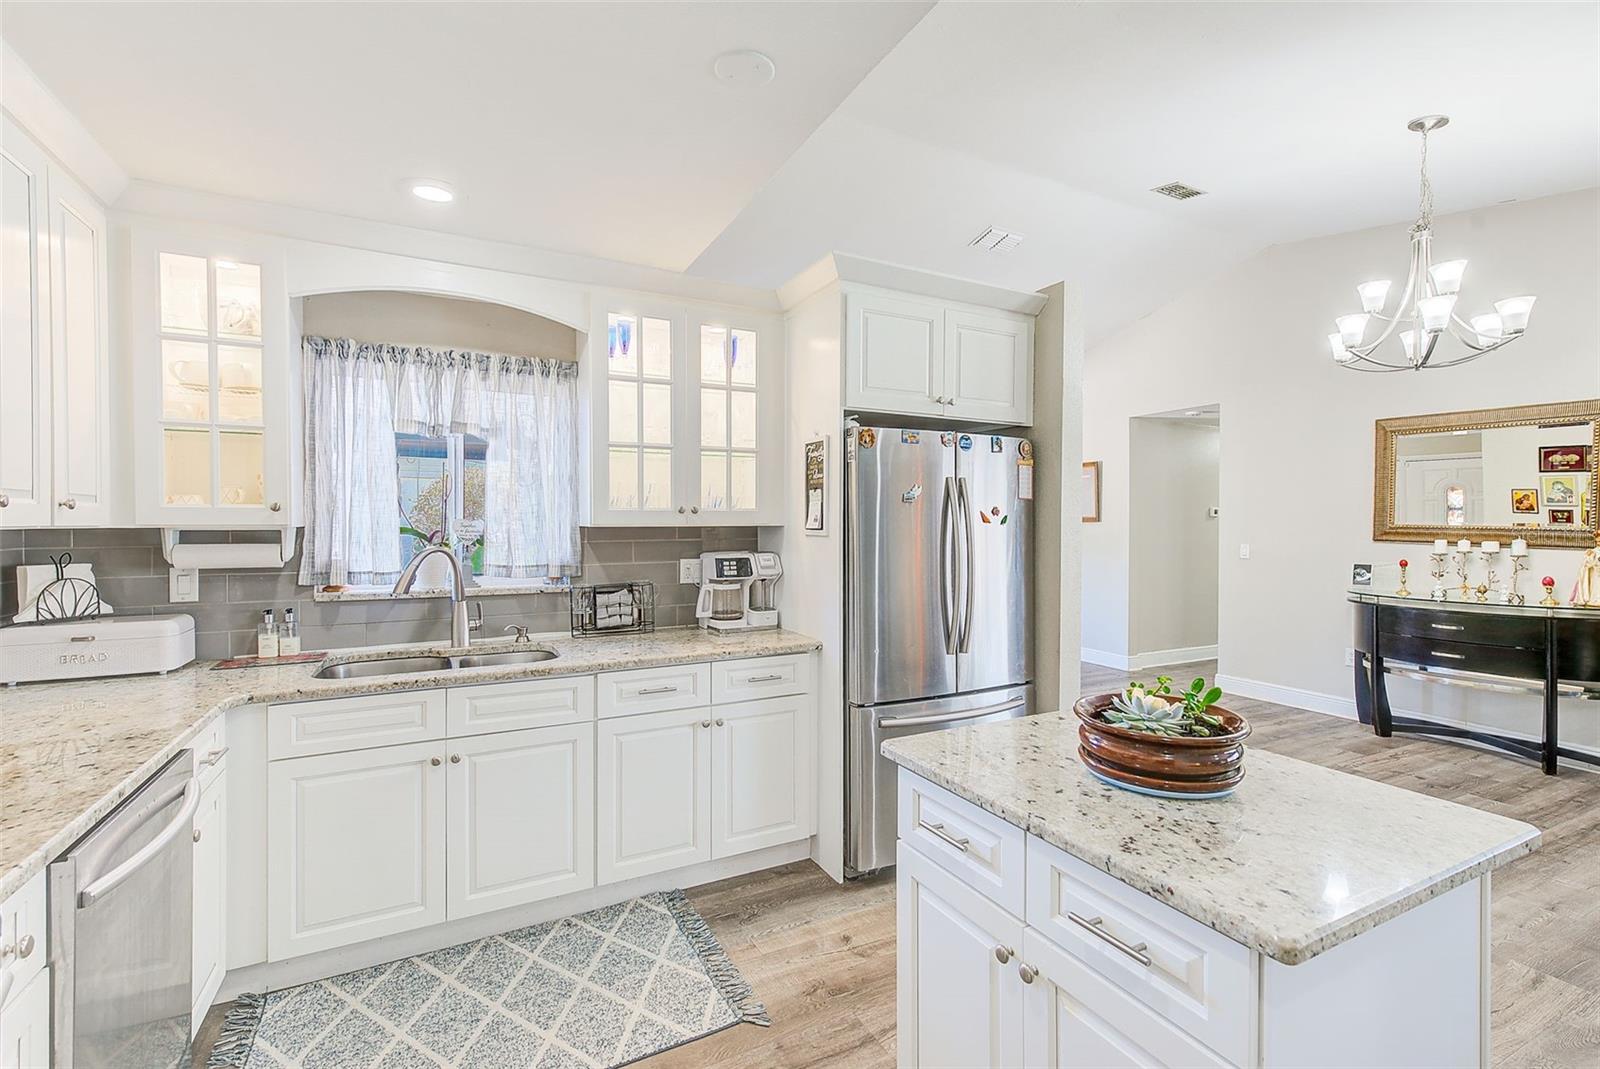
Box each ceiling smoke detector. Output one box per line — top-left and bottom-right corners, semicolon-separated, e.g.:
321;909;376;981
969;226;1024;253
1151;182;1206;201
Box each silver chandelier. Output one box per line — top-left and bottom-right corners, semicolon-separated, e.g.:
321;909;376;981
1328;116;1535;372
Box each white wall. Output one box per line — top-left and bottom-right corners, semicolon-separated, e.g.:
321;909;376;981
301;290;579;361
1083;187;1600;742
1128;418;1219;660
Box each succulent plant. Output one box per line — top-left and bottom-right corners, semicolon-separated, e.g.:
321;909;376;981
1104;676;1228;737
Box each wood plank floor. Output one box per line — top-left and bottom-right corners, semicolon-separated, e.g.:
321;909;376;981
196;660;1600;1067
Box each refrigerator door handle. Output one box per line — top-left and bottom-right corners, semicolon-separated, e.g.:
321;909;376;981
940;477;957;654
877;697;1028;729
957;476;976;652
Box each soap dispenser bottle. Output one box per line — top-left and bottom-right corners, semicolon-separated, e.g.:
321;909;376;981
257;609;279;659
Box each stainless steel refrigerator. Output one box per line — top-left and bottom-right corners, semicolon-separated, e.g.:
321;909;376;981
845;425;1035;876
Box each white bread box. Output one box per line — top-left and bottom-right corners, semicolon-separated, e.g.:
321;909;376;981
0;614;196;685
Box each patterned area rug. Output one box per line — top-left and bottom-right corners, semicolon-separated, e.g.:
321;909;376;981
208;890;768;1069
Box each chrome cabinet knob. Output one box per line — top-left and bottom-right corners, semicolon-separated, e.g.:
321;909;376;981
59;498;76;510
269;501;282;512
193;828;203;843
430;756;442;766
0;494;9;508
700;719;712;728
1018;963;1037;984
14;934;34;960
714;718;725;727
450;753;461;764
678;506;687;514
690;506;700;514
994;945;1013;964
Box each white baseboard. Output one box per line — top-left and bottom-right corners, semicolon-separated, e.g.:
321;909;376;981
1215;673;1358;720
1084;645;1218;672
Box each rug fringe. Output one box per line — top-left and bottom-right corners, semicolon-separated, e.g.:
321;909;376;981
204;990;268;1068
659;888;771;1028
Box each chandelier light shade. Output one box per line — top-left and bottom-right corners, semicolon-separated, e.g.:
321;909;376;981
1328;116;1536;372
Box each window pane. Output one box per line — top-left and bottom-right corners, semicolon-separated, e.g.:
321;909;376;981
163;428;211;505
700;451;727;512
217;345;263;424
642;448;672;510
608;381;638;444
609;447;639;510
460;434;488;576
700;388;726;447
642;316;672;379
731;454;757;511
730;328;756;386
641;382;672;445
730;391;757;450
700;325;727;384
162;339;210;421
215;260;261;340
159;253;208;335
607;313;637;376
219;431;264;505
397;433;451;558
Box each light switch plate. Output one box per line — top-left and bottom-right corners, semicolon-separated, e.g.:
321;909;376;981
678;558;703;585
1238;543;1251;559
168;567;200;603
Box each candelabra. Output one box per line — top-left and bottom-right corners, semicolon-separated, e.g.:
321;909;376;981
1429;553;1448;601
1505;556;1528;606
1453;551;1471;600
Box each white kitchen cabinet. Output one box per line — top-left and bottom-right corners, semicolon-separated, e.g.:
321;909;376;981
844;288;1035;426
1;115;112;530
596;706;712;883
131;225;295;528
586;294;783;526
191;767;227;1032
897;843;1025;1069
446;724;594;920
267;739;446;961
710;693;812;856
0;970;49;1069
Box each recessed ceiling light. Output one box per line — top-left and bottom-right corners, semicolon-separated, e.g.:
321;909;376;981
409;181;455;204
712;50;776;88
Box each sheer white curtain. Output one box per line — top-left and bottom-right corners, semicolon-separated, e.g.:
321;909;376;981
298;335;581;586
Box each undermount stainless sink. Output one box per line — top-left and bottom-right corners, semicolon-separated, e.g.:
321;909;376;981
312;647;558;680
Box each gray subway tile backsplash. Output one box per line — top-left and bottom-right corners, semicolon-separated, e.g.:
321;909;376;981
2;526;758;653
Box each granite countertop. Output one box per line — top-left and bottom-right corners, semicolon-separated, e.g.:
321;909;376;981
0;626;820;901
883;713;1539;965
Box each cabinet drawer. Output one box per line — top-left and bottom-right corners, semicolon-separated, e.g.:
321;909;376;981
448;675;595;736
0;871;46;1011
1379;632;1544;680
1026;836;1250;1065
194;714;228;788
898;771;1025;917
1379;604;1545;648
598;663;711;719
712;654;811;705
268;690;446;760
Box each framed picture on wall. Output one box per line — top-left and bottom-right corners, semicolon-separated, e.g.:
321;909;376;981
803;436;827;535
1511;488;1540;514
1082;461;1102;522
1542;474;1579;506
1549;508;1577;526
1539;444;1591;473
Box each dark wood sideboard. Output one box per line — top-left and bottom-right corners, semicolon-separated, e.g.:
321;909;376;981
1351;595;1600;774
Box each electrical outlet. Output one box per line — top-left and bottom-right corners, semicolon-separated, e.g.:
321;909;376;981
1344;648;1355;667
678;558;703;585
1239;543;1251;560
168;567;200;603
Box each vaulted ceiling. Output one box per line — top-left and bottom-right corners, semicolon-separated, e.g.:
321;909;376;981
5;1;1596;341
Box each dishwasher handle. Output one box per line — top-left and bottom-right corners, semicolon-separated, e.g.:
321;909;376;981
77;777;200;909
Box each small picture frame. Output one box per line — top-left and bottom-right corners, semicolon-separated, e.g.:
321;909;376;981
1352;563;1374;586
1541;474;1579;507
1539;444;1591;473
803;436;827;535
1511;488;1540;514
1082;461;1102;523
1548;507;1577;526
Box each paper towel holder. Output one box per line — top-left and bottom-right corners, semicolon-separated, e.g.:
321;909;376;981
161;527;297;569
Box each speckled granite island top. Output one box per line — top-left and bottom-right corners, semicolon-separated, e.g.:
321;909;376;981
883;713;1539;965
0;627;820;901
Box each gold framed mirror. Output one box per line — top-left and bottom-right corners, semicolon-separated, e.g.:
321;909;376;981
1374;399;1599;548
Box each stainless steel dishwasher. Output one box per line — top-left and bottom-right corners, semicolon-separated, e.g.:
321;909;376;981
49;749;197;1069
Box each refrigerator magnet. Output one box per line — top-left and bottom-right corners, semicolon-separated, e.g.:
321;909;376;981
1018;461;1035;501
958;434;973;451
901;482;922;503
901;430;920;445
990;435;1003;453
858;428;877;449
940;432;954;447
1018;439;1033;460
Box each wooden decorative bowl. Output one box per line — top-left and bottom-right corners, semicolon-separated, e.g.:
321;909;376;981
1072;693;1250;798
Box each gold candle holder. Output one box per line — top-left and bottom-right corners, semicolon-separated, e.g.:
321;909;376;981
1541;577;1559;607
1505;556;1528;606
1396;559;1411;597
1453;551;1471;600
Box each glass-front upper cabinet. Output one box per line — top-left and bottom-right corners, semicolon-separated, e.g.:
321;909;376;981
585;296;782;526
133;228;293;527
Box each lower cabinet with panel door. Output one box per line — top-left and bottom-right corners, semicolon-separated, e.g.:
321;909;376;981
191;768;227;1033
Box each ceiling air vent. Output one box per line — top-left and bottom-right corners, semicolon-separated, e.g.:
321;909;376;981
1151;181;1206;201
969;226;1024;253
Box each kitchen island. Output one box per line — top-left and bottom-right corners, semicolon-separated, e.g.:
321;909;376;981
883;713;1539;1068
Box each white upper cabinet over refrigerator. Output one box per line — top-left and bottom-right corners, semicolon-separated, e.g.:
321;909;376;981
131;227;294;527
586;294;782;526
0;116;111;529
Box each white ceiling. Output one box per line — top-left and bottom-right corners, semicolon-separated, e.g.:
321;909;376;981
5;1;1597;342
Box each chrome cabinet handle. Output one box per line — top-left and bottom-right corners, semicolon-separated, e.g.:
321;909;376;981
994;945;1013;964
745;673;783;683
59;498;76;510
1;934;36;962
918;820;970;852
637;685;678;695
700;719;712;728
450;753;461;764
1430;623;1464;631
1068;912;1152;967
1018;963;1037;984
430;757;442;766
269;501;282;512
200;746;229;767
1431;651;1467;660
